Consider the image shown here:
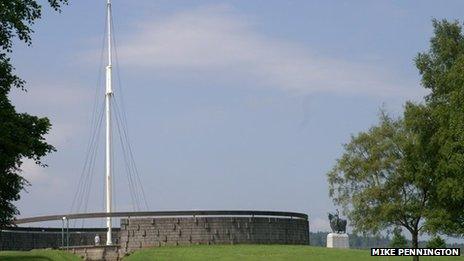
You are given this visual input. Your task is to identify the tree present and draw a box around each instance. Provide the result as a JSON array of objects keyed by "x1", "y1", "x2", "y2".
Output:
[
  {"x1": 390, "y1": 227, "x2": 409, "y2": 248},
  {"x1": 0, "y1": 0, "x2": 68, "y2": 228},
  {"x1": 414, "y1": 19, "x2": 464, "y2": 235},
  {"x1": 327, "y1": 111, "x2": 436, "y2": 261},
  {"x1": 426, "y1": 235, "x2": 446, "y2": 248},
  {"x1": 328, "y1": 19, "x2": 464, "y2": 260}
]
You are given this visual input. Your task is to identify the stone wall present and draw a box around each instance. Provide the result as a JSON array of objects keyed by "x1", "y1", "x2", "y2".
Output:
[
  {"x1": 1, "y1": 212, "x2": 309, "y2": 252},
  {"x1": 120, "y1": 217, "x2": 309, "y2": 253},
  {"x1": 0, "y1": 229, "x2": 119, "y2": 251}
]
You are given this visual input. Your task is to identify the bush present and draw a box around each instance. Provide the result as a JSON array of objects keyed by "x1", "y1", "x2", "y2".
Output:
[
  {"x1": 390, "y1": 228, "x2": 408, "y2": 248},
  {"x1": 427, "y1": 236, "x2": 446, "y2": 248}
]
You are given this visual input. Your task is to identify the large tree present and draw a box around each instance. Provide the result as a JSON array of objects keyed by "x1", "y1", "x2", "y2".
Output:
[
  {"x1": 0, "y1": 0, "x2": 68, "y2": 228},
  {"x1": 327, "y1": 111, "x2": 437, "y2": 261},
  {"x1": 414, "y1": 19, "x2": 464, "y2": 235},
  {"x1": 328, "y1": 19, "x2": 464, "y2": 261}
]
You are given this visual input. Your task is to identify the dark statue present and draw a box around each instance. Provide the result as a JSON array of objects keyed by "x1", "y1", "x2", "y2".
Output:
[{"x1": 328, "y1": 209, "x2": 347, "y2": 234}]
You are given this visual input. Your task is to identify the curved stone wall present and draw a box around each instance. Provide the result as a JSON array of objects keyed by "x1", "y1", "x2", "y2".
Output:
[
  {"x1": 0, "y1": 228, "x2": 119, "y2": 251},
  {"x1": 2, "y1": 211, "x2": 309, "y2": 252},
  {"x1": 120, "y1": 216, "x2": 309, "y2": 253}
]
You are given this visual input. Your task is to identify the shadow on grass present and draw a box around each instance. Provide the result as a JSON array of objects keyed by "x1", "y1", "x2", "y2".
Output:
[{"x1": 0, "y1": 255, "x2": 53, "y2": 261}]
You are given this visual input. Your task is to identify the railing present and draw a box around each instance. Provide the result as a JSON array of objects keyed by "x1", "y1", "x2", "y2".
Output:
[{"x1": 14, "y1": 210, "x2": 308, "y2": 225}]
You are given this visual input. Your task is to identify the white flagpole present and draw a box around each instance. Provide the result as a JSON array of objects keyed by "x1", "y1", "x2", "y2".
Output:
[{"x1": 105, "y1": 0, "x2": 113, "y2": 246}]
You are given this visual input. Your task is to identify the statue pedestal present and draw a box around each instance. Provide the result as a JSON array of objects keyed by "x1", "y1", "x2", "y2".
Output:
[{"x1": 326, "y1": 233, "x2": 349, "y2": 248}]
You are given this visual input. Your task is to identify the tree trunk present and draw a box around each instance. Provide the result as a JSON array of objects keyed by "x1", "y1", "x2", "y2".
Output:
[{"x1": 412, "y1": 231, "x2": 419, "y2": 261}]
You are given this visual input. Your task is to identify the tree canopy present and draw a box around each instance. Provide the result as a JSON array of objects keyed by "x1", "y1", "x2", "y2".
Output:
[
  {"x1": 328, "y1": 19, "x2": 464, "y2": 261},
  {"x1": 327, "y1": 111, "x2": 434, "y2": 256},
  {"x1": 414, "y1": 19, "x2": 464, "y2": 235},
  {"x1": 0, "y1": 0, "x2": 68, "y2": 228}
]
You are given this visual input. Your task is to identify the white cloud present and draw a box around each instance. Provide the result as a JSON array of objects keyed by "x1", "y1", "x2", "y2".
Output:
[
  {"x1": 9, "y1": 82, "x2": 92, "y2": 206},
  {"x1": 117, "y1": 5, "x2": 420, "y2": 97},
  {"x1": 10, "y1": 82, "x2": 93, "y2": 148},
  {"x1": 20, "y1": 159, "x2": 46, "y2": 182},
  {"x1": 10, "y1": 82, "x2": 92, "y2": 108},
  {"x1": 18, "y1": 159, "x2": 72, "y2": 217},
  {"x1": 20, "y1": 159, "x2": 66, "y2": 189}
]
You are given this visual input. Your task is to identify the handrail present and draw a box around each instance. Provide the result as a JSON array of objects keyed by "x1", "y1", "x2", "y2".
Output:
[{"x1": 14, "y1": 210, "x2": 308, "y2": 225}]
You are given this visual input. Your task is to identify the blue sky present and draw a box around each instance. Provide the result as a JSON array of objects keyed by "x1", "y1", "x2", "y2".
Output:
[{"x1": 8, "y1": 0, "x2": 464, "y2": 232}]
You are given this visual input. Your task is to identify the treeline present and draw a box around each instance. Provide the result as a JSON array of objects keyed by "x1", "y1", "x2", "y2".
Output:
[{"x1": 309, "y1": 232, "x2": 464, "y2": 249}]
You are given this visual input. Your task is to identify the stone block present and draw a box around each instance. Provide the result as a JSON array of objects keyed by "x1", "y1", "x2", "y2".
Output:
[{"x1": 326, "y1": 233, "x2": 349, "y2": 249}]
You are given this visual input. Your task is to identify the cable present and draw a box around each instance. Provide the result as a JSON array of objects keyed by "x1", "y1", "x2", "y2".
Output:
[
  {"x1": 69, "y1": 1, "x2": 150, "y2": 226},
  {"x1": 111, "y1": 12, "x2": 150, "y2": 211},
  {"x1": 113, "y1": 99, "x2": 140, "y2": 210},
  {"x1": 69, "y1": 6, "x2": 108, "y2": 217}
]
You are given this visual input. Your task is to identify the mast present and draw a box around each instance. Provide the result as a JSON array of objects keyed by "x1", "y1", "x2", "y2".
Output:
[{"x1": 105, "y1": 0, "x2": 113, "y2": 246}]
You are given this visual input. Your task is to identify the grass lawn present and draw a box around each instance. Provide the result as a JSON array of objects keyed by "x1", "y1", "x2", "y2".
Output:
[
  {"x1": 0, "y1": 249, "x2": 81, "y2": 261},
  {"x1": 0, "y1": 246, "x2": 462, "y2": 260},
  {"x1": 124, "y1": 245, "x2": 464, "y2": 261}
]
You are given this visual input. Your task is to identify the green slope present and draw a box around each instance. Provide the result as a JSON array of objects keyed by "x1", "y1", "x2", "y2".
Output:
[
  {"x1": 0, "y1": 246, "x2": 461, "y2": 260},
  {"x1": 0, "y1": 249, "x2": 81, "y2": 261},
  {"x1": 124, "y1": 245, "x2": 463, "y2": 261}
]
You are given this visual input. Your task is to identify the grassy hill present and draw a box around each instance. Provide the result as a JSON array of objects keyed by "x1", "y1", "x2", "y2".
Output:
[
  {"x1": 0, "y1": 249, "x2": 81, "y2": 261},
  {"x1": 124, "y1": 245, "x2": 463, "y2": 261},
  {"x1": 0, "y1": 245, "x2": 462, "y2": 260}
]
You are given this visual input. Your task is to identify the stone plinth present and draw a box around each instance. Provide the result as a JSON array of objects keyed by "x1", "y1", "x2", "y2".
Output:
[{"x1": 326, "y1": 233, "x2": 349, "y2": 248}]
